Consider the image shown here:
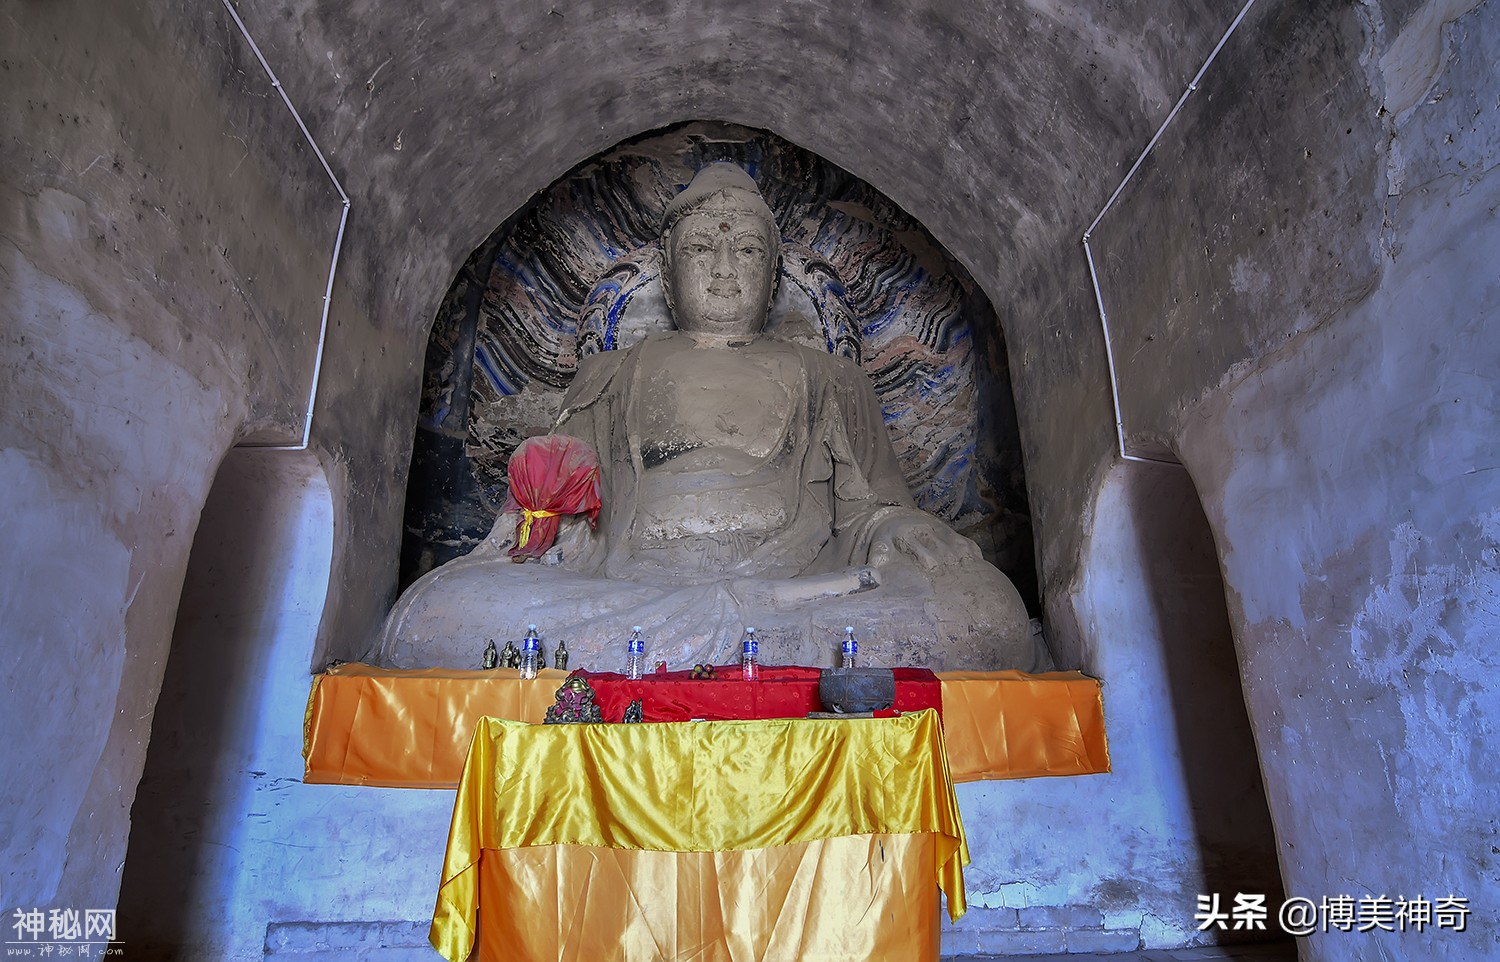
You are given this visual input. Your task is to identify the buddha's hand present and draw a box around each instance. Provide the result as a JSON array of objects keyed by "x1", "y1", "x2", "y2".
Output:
[{"x1": 866, "y1": 510, "x2": 982, "y2": 570}]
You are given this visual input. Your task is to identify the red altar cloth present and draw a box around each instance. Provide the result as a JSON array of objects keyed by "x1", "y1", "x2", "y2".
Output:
[{"x1": 571, "y1": 665, "x2": 943, "y2": 723}]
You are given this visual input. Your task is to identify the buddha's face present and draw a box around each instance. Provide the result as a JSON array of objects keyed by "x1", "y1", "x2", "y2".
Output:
[{"x1": 665, "y1": 203, "x2": 776, "y2": 338}]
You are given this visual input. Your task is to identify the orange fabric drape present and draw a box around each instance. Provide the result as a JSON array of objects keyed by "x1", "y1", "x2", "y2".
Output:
[
  {"x1": 301, "y1": 664, "x2": 567, "y2": 788},
  {"x1": 939, "y1": 670, "x2": 1111, "y2": 781},
  {"x1": 303, "y1": 665, "x2": 1109, "y2": 787}
]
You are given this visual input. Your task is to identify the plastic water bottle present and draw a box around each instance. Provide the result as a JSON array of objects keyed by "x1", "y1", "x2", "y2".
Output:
[
  {"x1": 520, "y1": 624, "x2": 542, "y2": 680},
  {"x1": 740, "y1": 627, "x2": 760, "y2": 681},
  {"x1": 625, "y1": 626, "x2": 645, "y2": 680},
  {"x1": 841, "y1": 626, "x2": 859, "y2": 669}
]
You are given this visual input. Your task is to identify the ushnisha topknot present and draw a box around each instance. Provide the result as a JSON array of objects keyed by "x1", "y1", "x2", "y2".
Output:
[{"x1": 660, "y1": 163, "x2": 780, "y2": 252}]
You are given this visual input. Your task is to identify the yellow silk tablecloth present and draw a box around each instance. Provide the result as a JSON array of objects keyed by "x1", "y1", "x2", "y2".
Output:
[
  {"x1": 431, "y1": 710, "x2": 968, "y2": 962},
  {"x1": 303, "y1": 665, "x2": 1109, "y2": 787},
  {"x1": 472, "y1": 833, "x2": 940, "y2": 962}
]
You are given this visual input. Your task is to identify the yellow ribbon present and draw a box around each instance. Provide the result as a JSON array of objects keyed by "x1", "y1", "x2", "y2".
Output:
[{"x1": 515, "y1": 508, "x2": 560, "y2": 549}]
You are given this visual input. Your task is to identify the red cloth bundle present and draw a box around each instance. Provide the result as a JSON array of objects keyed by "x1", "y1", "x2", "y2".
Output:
[{"x1": 500, "y1": 435, "x2": 602, "y2": 561}]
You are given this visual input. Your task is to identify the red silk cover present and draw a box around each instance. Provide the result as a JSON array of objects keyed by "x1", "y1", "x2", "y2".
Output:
[
  {"x1": 500, "y1": 435, "x2": 602, "y2": 561},
  {"x1": 572, "y1": 665, "x2": 942, "y2": 723}
]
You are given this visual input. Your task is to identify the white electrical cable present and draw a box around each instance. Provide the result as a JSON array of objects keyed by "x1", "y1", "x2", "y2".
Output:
[
  {"x1": 221, "y1": 0, "x2": 350, "y2": 451},
  {"x1": 1082, "y1": 0, "x2": 1260, "y2": 465}
]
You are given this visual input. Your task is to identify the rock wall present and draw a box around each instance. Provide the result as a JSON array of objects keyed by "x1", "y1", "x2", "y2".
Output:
[
  {"x1": 1092, "y1": 0, "x2": 1500, "y2": 958},
  {"x1": 0, "y1": 0, "x2": 344, "y2": 919}
]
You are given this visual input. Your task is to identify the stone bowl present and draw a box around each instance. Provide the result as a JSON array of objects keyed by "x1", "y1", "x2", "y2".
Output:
[{"x1": 818, "y1": 667, "x2": 896, "y2": 714}]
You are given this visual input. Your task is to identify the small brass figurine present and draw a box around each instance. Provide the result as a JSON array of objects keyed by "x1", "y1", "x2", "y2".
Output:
[
  {"x1": 623, "y1": 699, "x2": 644, "y2": 724},
  {"x1": 543, "y1": 676, "x2": 605, "y2": 724},
  {"x1": 501, "y1": 639, "x2": 522, "y2": 669},
  {"x1": 554, "y1": 639, "x2": 569, "y2": 672},
  {"x1": 536, "y1": 643, "x2": 548, "y2": 670},
  {"x1": 482, "y1": 639, "x2": 499, "y2": 670}
]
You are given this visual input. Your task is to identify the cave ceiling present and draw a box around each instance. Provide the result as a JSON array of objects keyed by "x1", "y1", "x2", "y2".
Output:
[{"x1": 225, "y1": 0, "x2": 1244, "y2": 334}]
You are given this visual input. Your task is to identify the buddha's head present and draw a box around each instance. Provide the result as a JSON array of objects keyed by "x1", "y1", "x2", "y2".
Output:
[{"x1": 660, "y1": 164, "x2": 781, "y2": 338}]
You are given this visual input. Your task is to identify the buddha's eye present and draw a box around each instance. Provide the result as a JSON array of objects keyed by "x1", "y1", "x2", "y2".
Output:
[
  {"x1": 737, "y1": 245, "x2": 763, "y2": 257},
  {"x1": 683, "y1": 243, "x2": 712, "y2": 257}
]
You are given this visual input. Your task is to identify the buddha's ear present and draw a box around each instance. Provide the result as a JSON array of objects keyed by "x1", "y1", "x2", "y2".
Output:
[
  {"x1": 762, "y1": 276, "x2": 781, "y2": 327},
  {"x1": 659, "y1": 244, "x2": 677, "y2": 316}
]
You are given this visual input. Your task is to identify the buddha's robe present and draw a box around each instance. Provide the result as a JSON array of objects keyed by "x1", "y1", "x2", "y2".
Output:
[{"x1": 376, "y1": 332, "x2": 1035, "y2": 671}]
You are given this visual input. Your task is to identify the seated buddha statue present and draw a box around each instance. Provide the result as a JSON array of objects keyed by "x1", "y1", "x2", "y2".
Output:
[{"x1": 376, "y1": 164, "x2": 1039, "y2": 672}]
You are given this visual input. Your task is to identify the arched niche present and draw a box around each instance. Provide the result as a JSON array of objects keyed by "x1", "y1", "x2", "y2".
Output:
[
  {"x1": 398, "y1": 121, "x2": 1039, "y2": 615},
  {"x1": 119, "y1": 448, "x2": 334, "y2": 956},
  {"x1": 1063, "y1": 457, "x2": 1285, "y2": 922}
]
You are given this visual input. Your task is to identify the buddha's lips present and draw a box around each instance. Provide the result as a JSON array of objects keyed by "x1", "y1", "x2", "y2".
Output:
[{"x1": 708, "y1": 281, "x2": 740, "y2": 296}]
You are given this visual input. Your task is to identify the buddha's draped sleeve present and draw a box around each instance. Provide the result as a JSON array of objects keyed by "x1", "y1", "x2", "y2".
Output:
[
  {"x1": 804, "y1": 350, "x2": 921, "y2": 571},
  {"x1": 550, "y1": 347, "x2": 639, "y2": 574}
]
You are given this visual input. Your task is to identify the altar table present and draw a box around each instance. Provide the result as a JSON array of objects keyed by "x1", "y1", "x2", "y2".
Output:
[
  {"x1": 302, "y1": 664, "x2": 1110, "y2": 787},
  {"x1": 430, "y1": 710, "x2": 967, "y2": 962}
]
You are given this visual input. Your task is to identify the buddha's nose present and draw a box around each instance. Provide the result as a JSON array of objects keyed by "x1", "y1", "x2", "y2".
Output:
[{"x1": 712, "y1": 243, "x2": 736, "y2": 278}]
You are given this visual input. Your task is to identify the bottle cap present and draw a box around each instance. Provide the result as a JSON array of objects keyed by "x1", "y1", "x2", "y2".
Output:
[
  {"x1": 845, "y1": 626, "x2": 854, "y2": 633},
  {"x1": 528, "y1": 623, "x2": 538, "y2": 631},
  {"x1": 633, "y1": 626, "x2": 643, "y2": 632}
]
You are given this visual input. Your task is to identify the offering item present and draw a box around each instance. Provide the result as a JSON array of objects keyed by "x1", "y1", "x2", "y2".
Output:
[
  {"x1": 622, "y1": 699, "x2": 644, "y2": 724},
  {"x1": 481, "y1": 639, "x2": 499, "y2": 670},
  {"x1": 543, "y1": 676, "x2": 605, "y2": 724},
  {"x1": 818, "y1": 667, "x2": 896, "y2": 714},
  {"x1": 502, "y1": 434, "x2": 603, "y2": 562}
]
